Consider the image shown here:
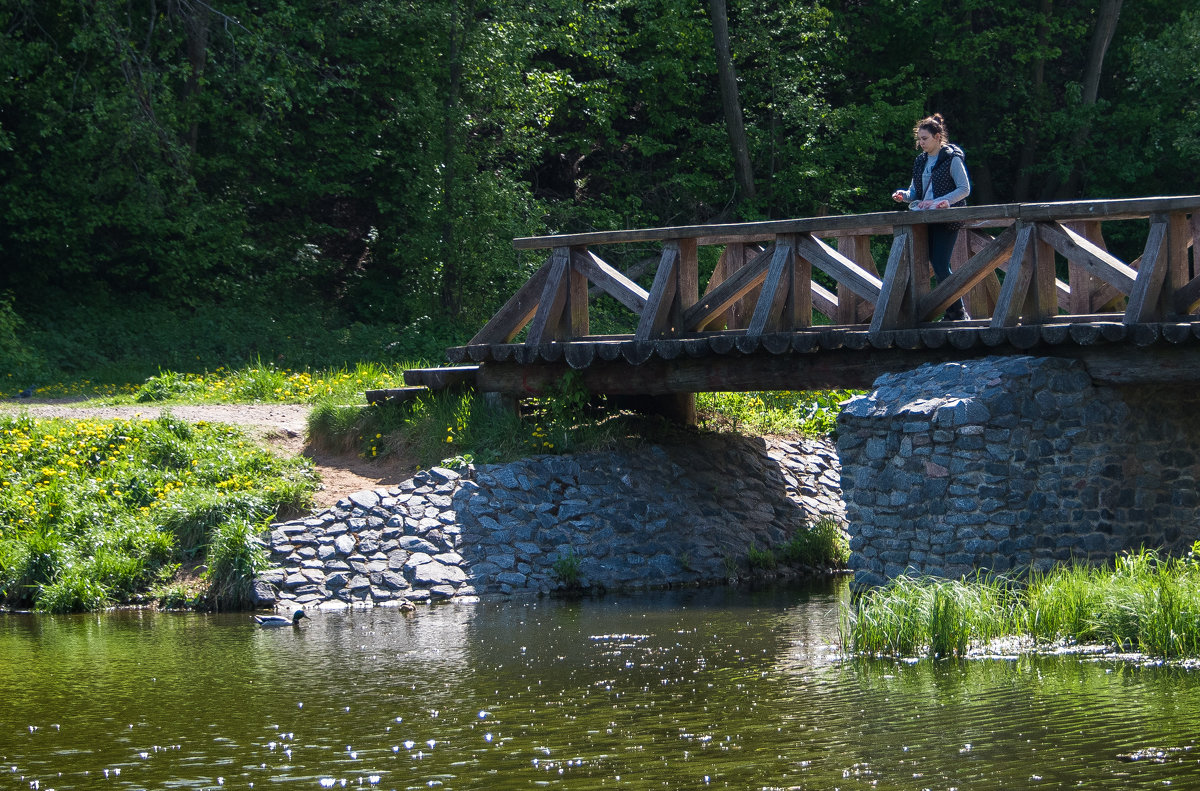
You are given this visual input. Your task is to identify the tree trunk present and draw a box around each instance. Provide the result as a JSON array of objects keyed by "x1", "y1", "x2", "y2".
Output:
[
  {"x1": 1053, "y1": 0, "x2": 1123, "y2": 198},
  {"x1": 440, "y1": 0, "x2": 466, "y2": 315},
  {"x1": 708, "y1": 0, "x2": 756, "y2": 205},
  {"x1": 177, "y1": 2, "x2": 210, "y2": 154},
  {"x1": 1013, "y1": 0, "x2": 1051, "y2": 201}
]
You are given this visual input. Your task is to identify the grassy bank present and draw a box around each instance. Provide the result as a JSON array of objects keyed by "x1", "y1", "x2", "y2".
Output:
[
  {"x1": 0, "y1": 412, "x2": 316, "y2": 612},
  {"x1": 842, "y1": 547, "x2": 1200, "y2": 660}
]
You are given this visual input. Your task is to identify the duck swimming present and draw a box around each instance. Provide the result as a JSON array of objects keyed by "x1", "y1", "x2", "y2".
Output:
[{"x1": 254, "y1": 607, "x2": 307, "y2": 627}]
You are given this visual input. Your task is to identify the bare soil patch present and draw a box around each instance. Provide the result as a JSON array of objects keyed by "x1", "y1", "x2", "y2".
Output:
[{"x1": 0, "y1": 400, "x2": 418, "y2": 509}]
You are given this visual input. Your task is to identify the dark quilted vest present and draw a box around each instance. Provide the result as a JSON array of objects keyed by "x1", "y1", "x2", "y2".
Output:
[{"x1": 912, "y1": 145, "x2": 967, "y2": 206}]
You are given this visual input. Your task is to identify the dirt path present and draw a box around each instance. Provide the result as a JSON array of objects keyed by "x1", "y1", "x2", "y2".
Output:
[{"x1": 0, "y1": 401, "x2": 418, "y2": 509}]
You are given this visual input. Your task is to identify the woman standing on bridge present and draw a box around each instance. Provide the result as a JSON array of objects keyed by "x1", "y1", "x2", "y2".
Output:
[{"x1": 891, "y1": 113, "x2": 971, "y2": 321}]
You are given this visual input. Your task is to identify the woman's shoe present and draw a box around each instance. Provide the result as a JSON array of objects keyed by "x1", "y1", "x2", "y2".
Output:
[{"x1": 940, "y1": 301, "x2": 968, "y2": 322}]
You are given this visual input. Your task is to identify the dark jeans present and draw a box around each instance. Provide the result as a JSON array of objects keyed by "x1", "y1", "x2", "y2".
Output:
[{"x1": 927, "y1": 223, "x2": 959, "y2": 283}]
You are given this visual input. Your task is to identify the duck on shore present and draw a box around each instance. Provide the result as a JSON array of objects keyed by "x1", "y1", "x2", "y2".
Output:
[{"x1": 254, "y1": 607, "x2": 307, "y2": 627}]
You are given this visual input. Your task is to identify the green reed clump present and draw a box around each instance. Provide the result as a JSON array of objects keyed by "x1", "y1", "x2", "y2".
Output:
[
  {"x1": 843, "y1": 574, "x2": 1021, "y2": 659},
  {"x1": 1023, "y1": 561, "x2": 1108, "y2": 643},
  {"x1": 0, "y1": 412, "x2": 316, "y2": 612},
  {"x1": 205, "y1": 518, "x2": 271, "y2": 610},
  {"x1": 844, "y1": 547, "x2": 1200, "y2": 660}
]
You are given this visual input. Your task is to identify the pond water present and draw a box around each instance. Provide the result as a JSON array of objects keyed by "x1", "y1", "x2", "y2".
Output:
[{"x1": 3, "y1": 581, "x2": 1200, "y2": 790}]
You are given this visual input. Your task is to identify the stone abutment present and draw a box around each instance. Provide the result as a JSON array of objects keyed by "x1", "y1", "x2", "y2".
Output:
[
  {"x1": 257, "y1": 434, "x2": 846, "y2": 609},
  {"x1": 837, "y1": 356, "x2": 1200, "y2": 587}
]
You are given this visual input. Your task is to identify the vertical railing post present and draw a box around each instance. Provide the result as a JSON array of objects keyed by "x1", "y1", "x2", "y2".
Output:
[
  {"x1": 790, "y1": 237, "x2": 813, "y2": 330},
  {"x1": 568, "y1": 245, "x2": 590, "y2": 337},
  {"x1": 678, "y1": 238, "x2": 699, "y2": 318},
  {"x1": 1026, "y1": 224, "x2": 1058, "y2": 322},
  {"x1": 1166, "y1": 211, "x2": 1191, "y2": 317},
  {"x1": 909, "y1": 223, "x2": 931, "y2": 311},
  {"x1": 1065, "y1": 221, "x2": 1102, "y2": 314},
  {"x1": 837, "y1": 235, "x2": 876, "y2": 324}
]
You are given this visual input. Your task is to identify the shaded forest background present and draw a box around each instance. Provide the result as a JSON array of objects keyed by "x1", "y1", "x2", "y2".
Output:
[{"x1": 1, "y1": 0, "x2": 1197, "y2": 383}]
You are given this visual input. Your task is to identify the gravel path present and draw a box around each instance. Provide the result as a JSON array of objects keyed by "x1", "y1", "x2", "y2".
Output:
[{"x1": 0, "y1": 401, "x2": 310, "y2": 433}]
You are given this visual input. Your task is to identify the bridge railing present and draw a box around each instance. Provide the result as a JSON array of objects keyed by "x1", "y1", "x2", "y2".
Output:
[{"x1": 466, "y1": 196, "x2": 1200, "y2": 349}]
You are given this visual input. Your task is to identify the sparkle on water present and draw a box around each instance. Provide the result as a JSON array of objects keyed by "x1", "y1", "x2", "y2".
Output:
[{"x1": 3, "y1": 581, "x2": 1200, "y2": 789}]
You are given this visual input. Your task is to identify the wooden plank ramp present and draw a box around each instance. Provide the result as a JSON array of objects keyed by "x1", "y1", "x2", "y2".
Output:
[
  {"x1": 365, "y1": 386, "x2": 428, "y2": 405},
  {"x1": 402, "y1": 366, "x2": 480, "y2": 390},
  {"x1": 365, "y1": 366, "x2": 481, "y2": 405}
]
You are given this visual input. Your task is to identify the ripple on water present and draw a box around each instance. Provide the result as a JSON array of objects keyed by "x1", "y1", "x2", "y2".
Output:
[{"x1": 6, "y1": 587, "x2": 1200, "y2": 789}]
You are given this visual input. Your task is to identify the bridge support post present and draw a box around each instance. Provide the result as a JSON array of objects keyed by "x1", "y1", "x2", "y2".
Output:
[{"x1": 837, "y1": 355, "x2": 1200, "y2": 588}]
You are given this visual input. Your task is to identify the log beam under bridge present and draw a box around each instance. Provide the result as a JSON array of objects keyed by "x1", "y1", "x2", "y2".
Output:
[{"x1": 466, "y1": 331, "x2": 1200, "y2": 396}]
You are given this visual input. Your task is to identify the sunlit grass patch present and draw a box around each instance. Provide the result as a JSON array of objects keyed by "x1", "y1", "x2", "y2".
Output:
[
  {"x1": 0, "y1": 413, "x2": 317, "y2": 612},
  {"x1": 842, "y1": 547, "x2": 1200, "y2": 660},
  {"x1": 697, "y1": 390, "x2": 860, "y2": 437},
  {"x1": 4, "y1": 360, "x2": 415, "y2": 405},
  {"x1": 130, "y1": 360, "x2": 411, "y2": 405}
]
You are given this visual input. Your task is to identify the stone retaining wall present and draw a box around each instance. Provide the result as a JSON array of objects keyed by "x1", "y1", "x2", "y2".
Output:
[
  {"x1": 256, "y1": 434, "x2": 846, "y2": 610},
  {"x1": 837, "y1": 356, "x2": 1200, "y2": 587}
]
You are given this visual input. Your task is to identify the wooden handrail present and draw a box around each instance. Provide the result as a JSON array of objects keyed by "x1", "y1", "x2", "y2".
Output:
[
  {"x1": 475, "y1": 196, "x2": 1200, "y2": 347},
  {"x1": 513, "y1": 196, "x2": 1200, "y2": 250}
]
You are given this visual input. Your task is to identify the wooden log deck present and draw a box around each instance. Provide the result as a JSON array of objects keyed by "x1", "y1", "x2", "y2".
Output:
[{"x1": 391, "y1": 196, "x2": 1200, "y2": 403}]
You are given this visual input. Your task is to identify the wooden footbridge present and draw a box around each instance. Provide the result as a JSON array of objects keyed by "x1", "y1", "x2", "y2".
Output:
[{"x1": 378, "y1": 196, "x2": 1200, "y2": 417}]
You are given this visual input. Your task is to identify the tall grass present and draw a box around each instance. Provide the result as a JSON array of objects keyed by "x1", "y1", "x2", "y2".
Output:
[
  {"x1": 843, "y1": 547, "x2": 1200, "y2": 660},
  {"x1": 0, "y1": 413, "x2": 316, "y2": 611}
]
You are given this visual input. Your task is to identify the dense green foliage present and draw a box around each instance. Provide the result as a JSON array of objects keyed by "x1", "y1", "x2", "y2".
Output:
[
  {"x1": 843, "y1": 547, "x2": 1200, "y2": 660},
  {"x1": 3, "y1": 0, "x2": 1196, "y2": 385},
  {"x1": 0, "y1": 412, "x2": 316, "y2": 611}
]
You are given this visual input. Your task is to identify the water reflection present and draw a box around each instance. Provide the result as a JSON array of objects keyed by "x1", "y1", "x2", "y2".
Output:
[{"x1": 3, "y1": 582, "x2": 1200, "y2": 789}]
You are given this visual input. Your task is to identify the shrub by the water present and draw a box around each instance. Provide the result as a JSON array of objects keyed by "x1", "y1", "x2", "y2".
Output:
[
  {"x1": 780, "y1": 517, "x2": 851, "y2": 567},
  {"x1": 551, "y1": 549, "x2": 584, "y2": 589},
  {"x1": 747, "y1": 543, "x2": 777, "y2": 570}
]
